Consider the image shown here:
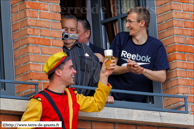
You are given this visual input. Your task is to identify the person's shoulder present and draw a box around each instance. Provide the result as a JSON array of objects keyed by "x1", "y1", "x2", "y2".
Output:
[
  {"x1": 116, "y1": 32, "x2": 129, "y2": 37},
  {"x1": 148, "y1": 35, "x2": 164, "y2": 46}
]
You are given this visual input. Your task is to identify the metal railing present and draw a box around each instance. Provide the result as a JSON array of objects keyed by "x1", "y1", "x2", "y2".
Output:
[
  {"x1": 0, "y1": 79, "x2": 39, "y2": 100},
  {"x1": 0, "y1": 79, "x2": 189, "y2": 114}
]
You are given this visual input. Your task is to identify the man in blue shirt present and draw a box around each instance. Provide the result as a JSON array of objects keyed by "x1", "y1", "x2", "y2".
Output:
[
  {"x1": 77, "y1": 17, "x2": 105, "y2": 63},
  {"x1": 109, "y1": 7, "x2": 170, "y2": 102}
]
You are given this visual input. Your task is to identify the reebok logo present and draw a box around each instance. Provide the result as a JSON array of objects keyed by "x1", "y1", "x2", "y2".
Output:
[{"x1": 121, "y1": 50, "x2": 151, "y2": 63}]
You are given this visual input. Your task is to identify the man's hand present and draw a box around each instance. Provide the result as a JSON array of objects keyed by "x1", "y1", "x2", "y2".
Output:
[
  {"x1": 106, "y1": 96, "x2": 114, "y2": 104},
  {"x1": 95, "y1": 53, "x2": 104, "y2": 63},
  {"x1": 101, "y1": 57, "x2": 116, "y2": 77},
  {"x1": 127, "y1": 59, "x2": 144, "y2": 75},
  {"x1": 99, "y1": 57, "x2": 116, "y2": 85}
]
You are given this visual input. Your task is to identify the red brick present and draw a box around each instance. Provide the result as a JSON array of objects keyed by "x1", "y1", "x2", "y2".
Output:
[
  {"x1": 77, "y1": 121, "x2": 91, "y2": 129},
  {"x1": 12, "y1": 22, "x2": 20, "y2": 32},
  {"x1": 25, "y1": 1, "x2": 48, "y2": 10},
  {"x1": 169, "y1": 61, "x2": 194, "y2": 70},
  {"x1": 184, "y1": 21, "x2": 194, "y2": 28},
  {"x1": 167, "y1": 44, "x2": 193, "y2": 53},
  {"x1": 26, "y1": 10, "x2": 38, "y2": 18},
  {"x1": 185, "y1": 37, "x2": 194, "y2": 45},
  {"x1": 156, "y1": 0, "x2": 163, "y2": 6},
  {"x1": 13, "y1": 40, "x2": 21, "y2": 50},
  {"x1": 192, "y1": 13, "x2": 194, "y2": 20},
  {"x1": 38, "y1": 0, "x2": 60, "y2": 4},
  {"x1": 188, "y1": 71, "x2": 194, "y2": 78},
  {"x1": 178, "y1": 79, "x2": 194, "y2": 86},
  {"x1": 158, "y1": 31, "x2": 166, "y2": 40},
  {"x1": 188, "y1": 96, "x2": 194, "y2": 103},
  {"x1": 50, "y1": 4, "x2": 61, "y2": 12},
  {"x1": 166, "y1": 70, "x2": 187, "y2": 80},
  {"x1": 172, "y1": 0, "x2": 189, "y2": 3},
  {"x1": 14, "y1": 58, "x2": 22, "y2": 67},
  {"x1": 115, "y1": 124, "x2": 136, "y2": 129},
  {"x1": 39, "y1": 11, "x2": 61, "y2": 20},
  {"x1": 183, "y1": 4, "x2": 194, "y2": 12},
  {"x1": 13, "y1": 28, "x2": 39, "y2": 40},
  {"x1": 52, "y1": 39, "x2": 63, "y2": 47},
  {"x1": 163, "y1": 98, "x2": 172, "y2": 107},
  {"x1": 22, "y1": 54, "x2": 50, "y2": 64},
  {"x1": 191, "y1": 105, "x2": 194, "y2": 112},
  {"x1": 11, "y1": 0, "x2": 23, "y2": 5},
  {"x1": 162, "y1": 81, "x2": 171, "y2": 90},
  {"x1": 157, "y1": 15, "x2": 165, "y2": 24},
  {"x1": 186, "y1": 54, "x2": 194, "y2": 61},
  {"x1": 92, "y1": 122, "x2": 114, "y2": 129},
  {"x1": 41, "y1": 47, "x2": 62, "y2": 54},
  {"x1": 15, "y1": 63, "x2": 41, "y2": 75},
  {"x1": 19, "y1": 19, "x2": 28, "y2": 28},
  {"x1": 163, "y1": 0, "x2": 171, "y2": 4},
  {"x1": 0, "y1": 115, "x2": 19, "y2": 121},
  {"x1": 21, "y1": 19, "x2": 50, "y2": 28},
  {"x1": 167, "y1": 28, "x2": 192, "y2": 37},
  {"x1": 171, "y1": 3, "x2": 182, "y2": 10},
  {"x1": 165, "y1": 12, "x2": 173, "y2": 20},
  {"x1": 190, "y1": 88, "x2": 194, "y2": 94},
  {"x1": 40, "y1": 29, "x2": 62, "y2": 38},
  {"x1": 23, "y1": 72, "x2": 48, "y2": 81},
  {"x1": 167, "y1": 53, "x2": 185, "y2": 62},
  {"x1": 158, "y1": 20, "x2": 183, "y2": 32},
  {"x1": 43, "y1": 82, "x2": 49, "y2": 89},
  {"x1": 163, "y1": 86, "x2": 189, "y2": 95},
  {"x1": 14, "y1": 46, "x2": 40, "y2": 58},
  {"x1": 15, "y1": 74, "x2": 23, "y2": 81},
  {"x1": 51, "y1": 22, "x2": 62, "y2": 29},
  {"x1": 11, "y1": 10, "x2": 27, "y2": 23},
  {"x1": 19, "y1": 2, "x2": 26, "y2": 11},
  {"x1": 156, "y1": 3, "x2": 172, "y2": 15},
  {"x1": 173, "y1": 12, "x2": 190, "y2": 19},
  {"x1": 21, "y1": 37, "x2": 51, "y2": 46},
  {"x1": 16, "y1": 84, "x2": 35, "y2": 94},
  {"x1": 11, "y1": 4, "x2": 18, "y2": 14},
  {"x1": 137, "y1": 125, "x2": 157, "y2": 129},
  {"x1": 161, "y1": 36, "x2": 184, "y2": 46}
]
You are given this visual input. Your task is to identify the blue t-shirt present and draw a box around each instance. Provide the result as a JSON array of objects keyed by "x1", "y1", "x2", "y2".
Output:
[{"x1": 109, "y1": 32, "x2": 170, "y2": 102}]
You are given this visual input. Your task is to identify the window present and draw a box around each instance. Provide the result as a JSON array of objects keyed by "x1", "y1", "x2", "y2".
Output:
[
  {"x1": 0, "y1": 0, "x2": 15, "y2": 95},
  {"x1": 59, "y1": 0, "x2": 163, "y2": 108},
  {"x1": 95, "y1": 0, "x2": 162, "y2": 108}
]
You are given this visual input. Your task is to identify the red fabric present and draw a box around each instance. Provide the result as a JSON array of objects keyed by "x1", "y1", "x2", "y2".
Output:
[{"x1": 34, "y1": 88, "x2": 80, "y2": 129}]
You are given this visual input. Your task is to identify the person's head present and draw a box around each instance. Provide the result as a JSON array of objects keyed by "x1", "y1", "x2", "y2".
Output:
[
  {"x1": 126, "y1": 7, "x2": 150, "y2": 36},
  {"x1": 61, "y1": 14, "x2": 78, "y2": 48},
  {"x1": 77, "y1": 17, "x2": 91, "y2": 44},
  {"x1": 44, "y1": 52, "x2": 77, "y2": 85}
]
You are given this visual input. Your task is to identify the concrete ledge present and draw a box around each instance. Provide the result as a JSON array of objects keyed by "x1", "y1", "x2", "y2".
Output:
[
  {"x1": 1, "y1": 98, "x2": 193, "y2": 128},
  {"x1": 78, "y1": 107, "x2": 194, "y2": 128}
]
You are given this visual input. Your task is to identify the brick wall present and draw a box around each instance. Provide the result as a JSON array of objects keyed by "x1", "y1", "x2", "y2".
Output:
[
  {"x1": 155, "y1": 0, "x2": 194, "y2": 114},
  {"x1": 11, "y1": 0, "x2": 63, "y2": 96},
  {"x1": 77, "y1": 120, "x2": 188, "y2": 129}
]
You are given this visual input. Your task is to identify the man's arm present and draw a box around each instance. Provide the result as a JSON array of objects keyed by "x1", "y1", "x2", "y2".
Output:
[
  {"x1": 76, "y1": 58, "x2": 115, "y2": 112},
  {"x1": 18, "y1": 98, "x2": 42, "y2": 129},
  {"x1": 127, "y1": 59, "x2": 167, "y2": 83}
]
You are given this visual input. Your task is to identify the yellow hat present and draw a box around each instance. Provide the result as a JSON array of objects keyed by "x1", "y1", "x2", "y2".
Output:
[{"x1": 44, "y1": 52, "x2": 71, "y2": 79}]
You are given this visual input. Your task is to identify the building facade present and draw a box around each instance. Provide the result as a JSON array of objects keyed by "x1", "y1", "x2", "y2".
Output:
[{"x1": 0, "y1": 0, "x2": 193, "y2": 129}]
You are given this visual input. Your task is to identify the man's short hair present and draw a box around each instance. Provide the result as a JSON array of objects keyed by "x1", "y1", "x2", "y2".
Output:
[
  {"x1": 61, "y1": 14, "x2": 78, "y2": 28},
  {"x1": 77, "y1": 17, "x2": 91, "y2": 38},
  {"x1": 127, "y1": 7, "x2": 150, "y2": 29}
]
